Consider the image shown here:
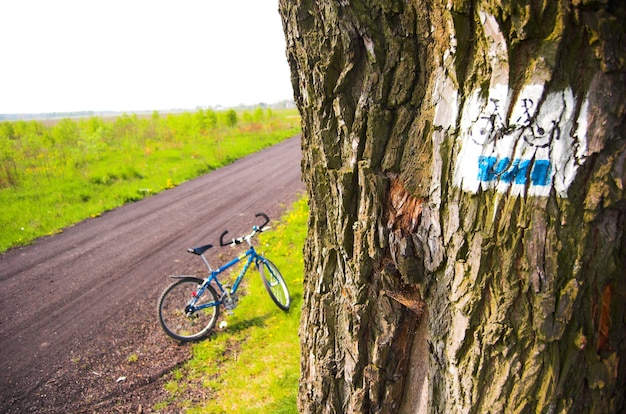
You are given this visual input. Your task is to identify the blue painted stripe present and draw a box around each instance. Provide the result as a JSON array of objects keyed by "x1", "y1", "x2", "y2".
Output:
[
  {"x1": 477, "y1": 156, "x2": 551, "y2": 186},
  {"x1": 531, "y1": 160, "x2": 551, "y2": 186}
]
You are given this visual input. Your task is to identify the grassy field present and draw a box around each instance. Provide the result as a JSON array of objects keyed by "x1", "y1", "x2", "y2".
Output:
[
  {"x1": 0, "y1": 108, "x2": 300, "y2": 252},
  {"x1": 155, "y1": 195, "x2": 308, "y2": 413}
]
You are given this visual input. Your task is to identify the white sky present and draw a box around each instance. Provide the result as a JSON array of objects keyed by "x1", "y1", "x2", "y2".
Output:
[{"x1": 0, "y1": 0, "x2": 294, "y2": 114}]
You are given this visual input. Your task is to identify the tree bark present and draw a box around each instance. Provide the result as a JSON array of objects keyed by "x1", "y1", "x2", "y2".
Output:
[{"x1": 279, "y1": 0, "x2": 626, "y2": 412}]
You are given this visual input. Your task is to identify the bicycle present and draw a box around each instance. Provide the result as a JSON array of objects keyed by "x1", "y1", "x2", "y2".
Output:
[{"x1": 157, "y1": 212, "x2": 291, "y2": 342}]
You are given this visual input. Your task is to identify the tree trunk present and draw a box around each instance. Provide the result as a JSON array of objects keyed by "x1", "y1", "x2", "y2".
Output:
[{"x1": 279, "y1": 0, "x2": 626, "y2": 412}]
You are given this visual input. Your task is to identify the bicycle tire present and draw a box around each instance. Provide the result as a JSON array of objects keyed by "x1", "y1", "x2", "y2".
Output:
[
  {"x1": 258, "y1": 258, "x2": 290, "y2": 311},
  {"x1": 157, "y1": 277, "x2": 220, "y2": 342}
]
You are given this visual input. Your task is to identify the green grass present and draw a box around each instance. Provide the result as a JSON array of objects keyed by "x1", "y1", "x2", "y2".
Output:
[
  {"x1": 155, "y1": 196, "x2": 308, "y2": 413},
  {"x1": 0, "y1": 108, "x2": 300, "y2": 252}
]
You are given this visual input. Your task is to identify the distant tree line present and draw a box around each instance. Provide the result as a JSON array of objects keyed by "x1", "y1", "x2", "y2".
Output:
[
  {"x1": 0, "y1": 111, "x2": 101, "y2": 121},
  {"x1": 0, "y1": 100, "x2": 296, "y2": 122}
]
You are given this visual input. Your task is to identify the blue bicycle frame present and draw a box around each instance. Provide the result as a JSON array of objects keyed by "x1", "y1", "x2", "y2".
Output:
[
  {"x1": 158, "y1": 212, "x2": 290, "y2": 342},
  {"x1": 190, "y1": 247, "x2": 261, "y2": 312}
]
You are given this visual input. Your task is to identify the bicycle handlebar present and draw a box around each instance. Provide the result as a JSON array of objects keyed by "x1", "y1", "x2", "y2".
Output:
[
  {"x1": 255, "y1": 212, "x2": 270, "y2": 229},
  {"x1": 219, "y1": 230, "x2": 231, "y2": 247},
  {"x1": 219, "y1": 212, "x2": 271, "y2": 247}
]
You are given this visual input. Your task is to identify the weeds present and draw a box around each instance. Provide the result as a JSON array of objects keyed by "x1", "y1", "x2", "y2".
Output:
[{"x1": 0, "y1": 108, "x2": 300, "y2": 252}]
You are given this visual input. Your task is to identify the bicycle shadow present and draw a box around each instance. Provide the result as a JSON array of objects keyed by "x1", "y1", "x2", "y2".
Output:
[
  {"x1": 215, "y1": 312, "x2": 273, "y2": 336},
  {"x1": 203, "y1": 290, "x2": 302, "y2": 341}
]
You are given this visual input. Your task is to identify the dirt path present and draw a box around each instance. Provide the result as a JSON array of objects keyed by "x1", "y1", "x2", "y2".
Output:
[{"x1": 0, "y1": 136, "x2": 304, "y2": 413}]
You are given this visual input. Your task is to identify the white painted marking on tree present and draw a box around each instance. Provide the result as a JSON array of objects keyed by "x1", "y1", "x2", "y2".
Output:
[{"x1": 431, "y1": 13, "x2": 589, "y2": 198}]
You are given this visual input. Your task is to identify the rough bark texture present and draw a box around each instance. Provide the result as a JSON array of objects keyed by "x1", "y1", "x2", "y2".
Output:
[{"x1": 279, "y1": 0, "x2": 626, "y2": 412}]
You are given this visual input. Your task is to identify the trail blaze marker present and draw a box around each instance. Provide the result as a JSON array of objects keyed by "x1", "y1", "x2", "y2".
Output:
[
  {"x1": 478, "y1": 157, "x2": 552, "y2": 187},
  {"x1": 430, "y1": 12, "x2": 589, "y2": 198}
]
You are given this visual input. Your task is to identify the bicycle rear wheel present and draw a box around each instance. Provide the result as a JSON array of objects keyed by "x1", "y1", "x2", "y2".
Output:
[
  {"x1": 157, "y1": 277, "x2": 220, "y2": 342},
  {"x1": 258, "y1": 258, "x2": 290, "y2": 311}
]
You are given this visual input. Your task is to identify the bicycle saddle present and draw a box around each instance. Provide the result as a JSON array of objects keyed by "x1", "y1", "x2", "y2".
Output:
[{"x1": 187, "y1": 244, "x2": 213, "y2": 255}]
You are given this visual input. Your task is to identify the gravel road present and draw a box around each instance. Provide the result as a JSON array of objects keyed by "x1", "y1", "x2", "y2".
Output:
[{"x1": 0, "y1": 135, "x2": 303, "y2": 413}]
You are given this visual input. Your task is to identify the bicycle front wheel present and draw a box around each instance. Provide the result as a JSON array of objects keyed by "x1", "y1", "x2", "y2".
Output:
[
  {"x1": 157, "y1": 277, "x2": 220, "y2": 342},
  {"x1": 258, "y1": 258, "x2": 290, "y2": 311}
]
